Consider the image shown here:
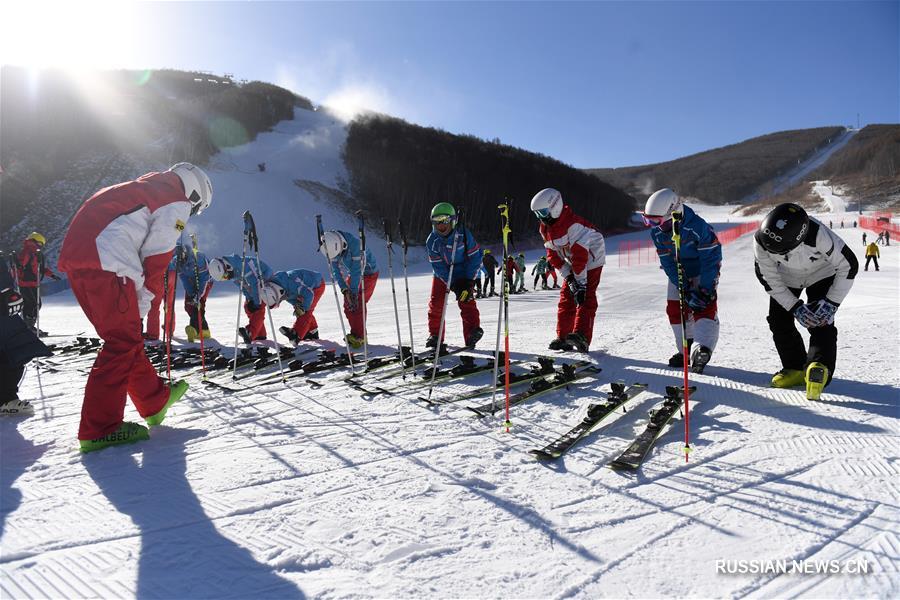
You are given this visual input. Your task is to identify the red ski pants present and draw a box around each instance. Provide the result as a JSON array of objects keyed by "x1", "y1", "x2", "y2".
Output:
[
  {"x1": 557, "y1": 266, "x2": 603, "y2": 344},
  {"x1": 145, "y1": 268, "x2": 177, "y2": 340},
  {"x1": 69, "y1": 270, "x2": 169, "y2": 440},
  {"x1": 428, "y1": 277, "x2": 481, "y2": 340},
  {"x1": 244, "y1": 299, "x2": 268, "y2": 340},
  {"x1": 344, "y1": 273, "x2": 378, "y2": 337},
  {"x1": 292, "y1": 282, "x2": 325, "y2": 339}
]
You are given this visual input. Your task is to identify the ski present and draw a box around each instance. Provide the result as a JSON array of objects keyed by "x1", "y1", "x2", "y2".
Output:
[
  {"x1": 608, "y1": 385, "x2": 696, "y2": 471},
  {"x1": 351, "y1": 353, "x2": 509, "y2": 397},
  {"x1": 423, "y1": 357, "x2": 588, "y2": 406},
  {"x1": 529, "y1": 382, "x2": 648, "y2": 460},
  {"x1": 467, "y1": 364, "x2": 602, "y2": 418},
  {"x1": 366, "y1": 344, "x2": 469, "y2": 382}
]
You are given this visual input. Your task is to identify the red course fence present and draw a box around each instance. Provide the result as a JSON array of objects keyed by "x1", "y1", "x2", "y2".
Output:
[
  {"x1": 617, "y1": 221, "x2": 760, "y2": 267},
  {"x1": 860, "y1": 214, "x2": 899, "y2": 236}
]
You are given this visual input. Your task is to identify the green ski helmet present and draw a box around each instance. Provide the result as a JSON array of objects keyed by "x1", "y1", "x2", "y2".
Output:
[{"x1": 430, "y1": 202, "x2": 457, "y2": 227}]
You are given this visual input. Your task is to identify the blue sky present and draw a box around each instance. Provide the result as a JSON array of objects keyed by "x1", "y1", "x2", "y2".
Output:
[{"x1": 2, "y1": 1, "x2": 897, "y2": 168}]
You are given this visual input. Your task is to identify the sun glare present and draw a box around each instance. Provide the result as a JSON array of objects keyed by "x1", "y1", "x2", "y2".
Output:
[{"x1": 1, "y1": 1, "x2": 138, "y2": 70}]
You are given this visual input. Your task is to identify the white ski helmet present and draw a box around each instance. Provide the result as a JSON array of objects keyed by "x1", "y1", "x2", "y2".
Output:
[
  {"x1": 260, "y1": 282, "x2": 285, "y2": 308},
  {"x1": 643, "y1": 188, "x2": 682, "y2": 221},
  {"x1": 530, "y1": 188, "x2": 564, "y2": 223},
  {"x1": 169, "y1": 162, "x2": 213, "y2": 215},
  {"x1": 208, "y1": 257, "x2": 233, "y2": 281},
  {"x1": 319, "y1": 231, "x2": 347, "y2": 260}
]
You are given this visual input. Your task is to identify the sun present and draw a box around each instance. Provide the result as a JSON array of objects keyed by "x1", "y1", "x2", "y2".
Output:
[{"x1": 0, "y1": 1, "x2": 138, "y2": 69}]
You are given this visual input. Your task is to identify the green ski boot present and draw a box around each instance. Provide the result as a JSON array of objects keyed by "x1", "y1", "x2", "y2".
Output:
[
  {"x1": 805, "y1": 362, "x2": 829, "y2": 400},
  {"x1": 145, "y1": 380, "x2": 189, "y2": 427},
  {"x1": 80, "y1": 422, "x2": 150, "y2": 453}
]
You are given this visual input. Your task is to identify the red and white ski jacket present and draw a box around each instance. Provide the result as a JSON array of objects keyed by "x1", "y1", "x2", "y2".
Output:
[
  {"x1": 58, "y1": 171, "x2": 191, "y2": 316},
  {"x1": 539, "y1": 205, "x2": 606, "y2": 283}
]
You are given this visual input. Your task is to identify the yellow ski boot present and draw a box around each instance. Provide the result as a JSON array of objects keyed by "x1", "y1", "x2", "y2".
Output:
[
  {"x1": 771, "y1": 368, "x2": 805, "y2": 388},
  {"x1": 805, "y1": 362, "x2": 829, "y2": 401},
  {"x1": 201, "y1": 329, "x2": 211, "y2": 339},
  {"x1": 345, "y1": 333, "x2": 365, "y2": 349},
  {"x1": 185, "y1": 325, "x2": 199, "y2": 342}
]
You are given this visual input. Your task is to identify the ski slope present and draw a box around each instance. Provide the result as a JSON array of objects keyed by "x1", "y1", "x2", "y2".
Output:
[{"x1": 3, "y1": 214, "x2": 898, "y2": 598}]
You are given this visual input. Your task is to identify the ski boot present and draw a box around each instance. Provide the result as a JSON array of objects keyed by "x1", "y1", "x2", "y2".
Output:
[
  {"x1": 771, "y1": 368, "x2": 805, "y2": 388},
  {"x1": 548, "y1": 337, "x2": 571, "y2": 351},
  {"x1": 79, "y1": 422, "x2": 150, "y2": 453},
  {"x1": 238, "y1": 326, "x2": 252, "y2": 345},
  {"x1": 668, "y1": 339, "x2": 692, "y2": 367},
  {"x1": 145, "y1": 380, "x2": 190, "y2": 427},
  {"x1": 425, "y1": 334, "x2": 439, "y2": 349},
  {"x1": 303, "y1": 328, "x2": 319, "y2": 341},
  {"x1": 185, "y1": 326, "x2": 199, "y2": 342},
  {"x1": 346, "y1": 333, "x2": 365, "y2": 349},
  {"x1": 690, "y1": 345, "x2": 712, "y2": 374},
  {"x1": 565, "y1": 332, "x2": 589, "y2": 353},
  {"x1": 465, "y1": 327, "x2": 484, "y2": 349},
  {"x1": 0, "y1": 399, "x2": 34, "y2": 417},
  {"x1": 279, "y1": 326, "x2": 301, "y2": 347},
  {"x1": 805, "y1": 362, "x2": 829, "y2": 400}
]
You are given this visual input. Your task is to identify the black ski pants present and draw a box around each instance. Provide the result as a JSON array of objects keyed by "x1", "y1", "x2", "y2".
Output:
[
  {"x1": 0, "y1": 364, "x2": 25, "y2": 402},
  {"x1": 20, "y1": 287, "x2": 39, "y2": 330},
  {"x1": 864, "y1": 256, "x2": 879, "y2": 271},
  {"x1": 767, "y1": 276, "x2": 837, "y2": 384},
  {"x1": 484, "y1": 271, "x2": 496, "y2": 295}
]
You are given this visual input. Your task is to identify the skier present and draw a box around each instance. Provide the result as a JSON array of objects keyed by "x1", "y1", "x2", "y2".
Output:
[
  {"x1": 1, "y1": 251, "x2": 51, "y2": 416},
  {"x1": 532, "y1": 255, "x2": 550, "y2": 289},
  {"x1": 481, "y1": 249, "x2": 498, "y2": 296},
  {"x1": 514, "y1": 252, "x2": 527, "y2": 293},
  {"x1": 530, "y1": 188, "x2": 606, "y2": 352},
  {"x1": 875, "y1": 231, "x2": 884, "y2": 245},
  {"x1": 643, "y1": 188, "x2": 722, "y2": 373},
  {"x1": 207, "y1": 253, "x2": 272, "y2": 343},
  {"x1": 864, "y1": 241, "x2": 880, "y2": 271},
  {"x1": 885, "y1": 230, "x2": 891, "y2": 246},
  {"x1": 319, "y1": 229, "x2": 378, "y2": 349},
  {"x1": 57, "y1": 163, "x2": 212, "y2": 452},
  {"x1": 15, "y1": 232, "x2": 61, "y2": 335},
  {"x1": 502, "y1": 255, "x2": 522, "y2": 294},
  {"x1": 425, "y1": 202, "x2": 484, "y2": 348},
  {"x1": 862, "y1": 232, "x2": 867, "y2": 246},
  {"x1": 261, "y1": 269, "x2": 325, "y2": 346},
  {"x1": 754, "y1": 203, "x2": 858, "y2": 400},
  {"x1": 176, "y1": 242, "x2": 213, "y2": 342}
]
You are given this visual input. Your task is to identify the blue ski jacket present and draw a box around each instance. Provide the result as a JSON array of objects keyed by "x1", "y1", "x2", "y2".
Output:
[
  {"x1": 426, "y1": 225, "x2": 482, "y2": 283},
  {"x1": 650, "y1": 205, "x2": 722, "y2": 291},
  {"x1": 220, "y1": 254, "x2": 272, "y2": 306},
  {"x1": 269, "y1": 269, "x2": 325, "y2": 311},
  {"x1": 328, "y1": 231, "x2": 377, "y2": 293},
  {"x1": 170, "y1": 247, "x2": 211, "y2": 298}
]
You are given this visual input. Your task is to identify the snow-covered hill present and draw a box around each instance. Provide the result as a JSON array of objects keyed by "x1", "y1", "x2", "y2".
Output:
[{"x1": 3, "y1": 215, "x2": 897, "y2": 598}]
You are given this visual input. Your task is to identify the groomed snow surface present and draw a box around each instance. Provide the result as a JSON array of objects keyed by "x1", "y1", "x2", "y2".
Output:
[{"x1": 3, "y1": 214, "x2": 897, "y2": 599}]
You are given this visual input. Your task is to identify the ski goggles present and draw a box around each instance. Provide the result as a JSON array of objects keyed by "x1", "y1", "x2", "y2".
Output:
[
  {"x1": 431, "y1": 214, "x2": 454, "y2": 226},
  {"x1": 533, "y1": 207, "x2": 553, "y2": 220},
  {"x1": 641, "y1": 214, "x2": 668, "y2": 227}
]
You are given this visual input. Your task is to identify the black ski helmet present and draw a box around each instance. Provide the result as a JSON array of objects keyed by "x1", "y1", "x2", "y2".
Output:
[{"x1": 756, "y1": 203, "x2": 810, "y2": 254}]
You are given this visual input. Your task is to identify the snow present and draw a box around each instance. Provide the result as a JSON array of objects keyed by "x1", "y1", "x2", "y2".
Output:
[
  {"x1": 3, "y1": 109, "x2": 897, "y2": 598},
  {"x1": 812, "y1": 180, "x2": 849, "y2": 214}
]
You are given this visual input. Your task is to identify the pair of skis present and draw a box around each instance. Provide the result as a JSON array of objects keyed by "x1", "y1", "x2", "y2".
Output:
[{"x1": 529, "y1": 384, "x2": 695, "y2": 470}]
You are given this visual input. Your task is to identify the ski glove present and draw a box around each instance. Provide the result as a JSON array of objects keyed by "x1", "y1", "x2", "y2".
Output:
[
  {"x1": 450, "y1": 279, "x2": 475, "y2": 302},
  {"x1": 792, "y1": 302, "x2": 821, "y2": 329},
  {"x1": 2, "y1": 289, "x2": 23, "y2": 317},
  {"x1": 343, "y1": 289, "x2": 359, "y2": 312},
  {"x1": 811, "y1": 298, "x2": 839, "y2": 325},
  {"x1": 566, "y1": 275, "x2": 586, "y2": 307},
  {"x1": 686, "y1": 287, "x2": 715, "y2": 311}
]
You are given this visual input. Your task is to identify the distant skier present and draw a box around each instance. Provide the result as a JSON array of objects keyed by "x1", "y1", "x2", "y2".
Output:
[
  {"x1": 15, "y1": 232, "x2": 61, "y2": 335},
  {"x1": 57, "y1": 163, "x2": 212, "y2": 452},
  {"x1": 862, "y1": 232, "x2": 867, "y2": 246},
  {"x1": 532, "y1": 255, "x2": 550, "y2": 289},
  {"x1": 261, "y1": 269, "x2": 325, "y2": 346},
  {"x1": 425, "y1": 202, "x2": 484, "y2": 349},
  {"x1": 502, "y1": 255, "x2": 522, "y2": 294},
  {"x1": 514, "y1": 253, "x2": 527, "y2": 292},
  {"x1": 885, "y1": 230, "x2": 891, "y2": 246},
  {"x1": 864, "y1": 241, "x2": 880, "y2": 271},
  {"x1": 643, "y1": 189, "x2": 722, "y2": 373},
  {"x1": 481, "y1": 249, "x2": 498, "y2": 296},
  {"x1": 754, "y1": 203, "x2": 858, "y2": 400},
  {"x1": 530, "y1": 188, "x2": 606, "y2": 352},
  {"x1": 319, "y1": 229, "x2": 378, "y2": 349},
  {"x1": 208, "y1": 253, "x2": 273, "y2": 343},
  {"x1": 1, "y1": 251, "x2": 51, "y2": 416},
  {"x1": 875, "y1": 231, "x2": 884, "y2": 245}
]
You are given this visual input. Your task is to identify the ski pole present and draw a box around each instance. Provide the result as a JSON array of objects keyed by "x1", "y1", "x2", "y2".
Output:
[
  {"x1": 245, "y1": 211, "x2": 286, "y2": 382},
  {"x1": 671, "y1": 210, "x2": 692, "y2": 462},
  {"x1": 317, "y1": 215, "x2": 356, "y2": 375},
  {"x1": 163, "y1": 266, "x2": 172, "y2": 383},
  {"x1": 491, "y1": 203, "x2": 513, "y2": 432},
  {"x1": 425, "y1": 210, "x2": 462, "y2": 402},
  {"x1": 356, "y1": 211, "x2": 369, "y2": 364},
  {"x1": 189, "y1": 234, "x2": 208, "y2": 379},
  {"x1": 232, "y1": 224, "x2": 250, "y2": 380},
  {"x1": 384, "y1": 219, "x2": 407, "y2": 379},
  {"x1": 398, "y1": 219, "x2": 416, "y2": 371}
]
